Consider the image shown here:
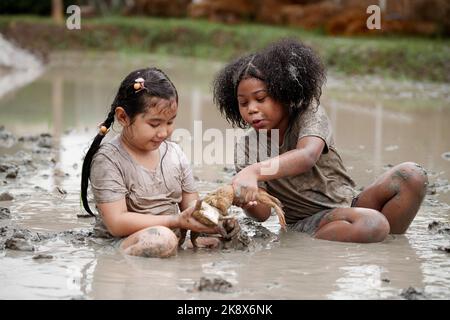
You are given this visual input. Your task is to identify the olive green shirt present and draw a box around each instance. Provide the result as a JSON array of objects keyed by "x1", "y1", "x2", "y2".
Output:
[{"x1": 235, "y1": 105, "x2": 357, "y2": 223}]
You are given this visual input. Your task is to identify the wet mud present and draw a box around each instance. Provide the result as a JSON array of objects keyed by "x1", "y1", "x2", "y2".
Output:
[
  {"x1": 0, "y1": 131, "x2": 273, "y2": 254},
  {"x1": 428, "y1": 221, "x2": 450, "y2": 235},
  {"x1": 32, "y1": 253, "x2": 54, "y2": 260},
  {"x1": 436, "y1": 246, "x2": 450, "y2": 253},
  {"x1": 191, "y1": 277, "x2": 234, "y2": 294},
  {"x1": 0, "y1": 52, "x2": 449, "y2": 299},
  {"x1": 400, "y1": 286, "x2": 429, "y2": 300}
]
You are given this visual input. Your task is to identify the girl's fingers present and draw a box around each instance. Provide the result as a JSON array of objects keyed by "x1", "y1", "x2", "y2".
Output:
[
  {"x1": 244, "y1": 188, "x2": 257, "y2": 203},
  {"x1": 244, "y1": 201, "x2": 256, "y2": 207},
  {"x1": 236, "y1": 185, "x2": 248, "y2": 205},
  {"x1": 181, "y1": 203, "x2": 196, "y2": 219},
  {"x1": 191, "y1": 220, "x2": 216, "y2": 234},
  {"x1": 234, "y1": 184, "x2": 242, "y2": 198},
  {"x1": 215, "y1": 225, "x2": 227, "y2": 237},
  {"x1": 244, "y1": 188, "x2": 251, "y2": 203}
]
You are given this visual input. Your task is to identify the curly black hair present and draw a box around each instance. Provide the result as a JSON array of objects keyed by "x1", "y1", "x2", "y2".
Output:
[{"x1": 213, "y1": 38, "x2": 326, "y2": 128}]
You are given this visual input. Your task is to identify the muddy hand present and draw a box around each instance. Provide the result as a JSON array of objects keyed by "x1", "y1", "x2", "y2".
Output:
[
  {"x1": 180, "y1": 200, "x2": 222, "y2": 234},
  {"x1": 232, "y1": 166, "x2": 259, "y2": 203},
  {"x1": 216, "y1": 223, "x2": 227, "y2": 238},
  {"x1": 233, "y1": 185, "x2": 258, "y2": 208},
  {"x1": 221, "y1": 218, "x2": 240, "y2": 240}
]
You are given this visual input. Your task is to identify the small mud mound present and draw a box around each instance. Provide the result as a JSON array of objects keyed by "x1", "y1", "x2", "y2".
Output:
[
  {"x1": 32, "y1": 253, "x2": 54, "y2": 260},
  {"x1": 240, "y1": 216, "x2": 279, "y2": 240},
  {"x1": 0, "y1": 126, "x2": 16, "y2": 148},
  {"x1": 0, "y1": 226, "x2": 39, "y2": 252},
  {"x1": 0, "y1": 207, "x2": 11, "y2": 219},
  {"x1": 218, "y1": 215, "x2": 280, "y2": 251},
  {"x1": 400, "y1": 287, "x2": 429, "y2": 300},
  {"x1": 0, "y1": 192, "x2": 14, "y2": 201},
  {"x1": 427, "y1": 178, "x2": 450, "y2": 195},
  {"x1": 221, "y1": 229, "x2": 251, "y2": 250},
  {"x1": 428, "y1": 221, "x2": 450, "y2": 235},
  {"x1": 436, "y1": 246, "x2": 450, "y2": 253},
  {"x1": 192, "y1": 276, "x2": 233, "y2": 294},
  {"x1": 0, "y1": 224, "x2": 115, "y2": 252}
]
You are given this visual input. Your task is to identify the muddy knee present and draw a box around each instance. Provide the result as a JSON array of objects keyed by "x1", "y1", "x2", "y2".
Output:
[
  {"x1": 392, "y1": 162, "x2": 428, "y2": 196},
  {"x1": 359, "y1": 209, "x2": 390, "y2": 242},
  {"x1": 120, "y1": 226, "x2": 178, "y2": 258}
]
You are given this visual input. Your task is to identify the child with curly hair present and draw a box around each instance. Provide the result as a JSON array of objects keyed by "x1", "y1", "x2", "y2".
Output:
[{"x1": 213, "y1": 39, "x2": 428, "y2": 243}]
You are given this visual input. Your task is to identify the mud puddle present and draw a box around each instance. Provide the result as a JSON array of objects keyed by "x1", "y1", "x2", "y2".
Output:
[{"x1": 0, "y1": 52, "x2": 449, "y2": 299}]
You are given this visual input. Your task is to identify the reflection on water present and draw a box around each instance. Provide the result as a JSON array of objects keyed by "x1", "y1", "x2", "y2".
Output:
[
  {"x1": 0, "y1": 52, "x2": 449, "y2": 299},
  {"x1": 0, "y1": 34, "x2": 44, "y2": 99}
]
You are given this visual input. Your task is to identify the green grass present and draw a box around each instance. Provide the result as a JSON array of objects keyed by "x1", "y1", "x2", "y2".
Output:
[{"x1": 1, "y1": 15, "x2": 449, "y2": 82}]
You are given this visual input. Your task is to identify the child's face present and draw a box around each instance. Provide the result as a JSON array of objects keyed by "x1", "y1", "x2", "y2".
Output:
[
  {"x1": 122, "y1": 98, "x2": 178, "y2": 152},
  {"x1": 237, "y1": 78, "x2": 288, "y2": 131}
]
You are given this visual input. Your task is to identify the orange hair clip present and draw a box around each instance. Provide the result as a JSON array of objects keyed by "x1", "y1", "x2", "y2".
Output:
[
  {"x1": 99, "y1": 125, "x2": 109, "y2": 135},
  {"x1": 134, "y1": 77, "x2": 147, "y2": 93}
]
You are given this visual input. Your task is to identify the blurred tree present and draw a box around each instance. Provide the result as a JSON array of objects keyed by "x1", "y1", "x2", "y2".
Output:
[
  {"x1": 88, "y1": 0, "x2": 127, "y2": 15},
  {"x1": 124, "y1": 0, "x2": 191, "y2": 17},
  {"x1": 52, "y1": 0, "x2": 64, "y2": 23}
]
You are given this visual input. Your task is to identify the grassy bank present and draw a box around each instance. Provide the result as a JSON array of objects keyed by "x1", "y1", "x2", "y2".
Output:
[{"x1": 1, "y1": 15, "x2": 449, "y2": 82}]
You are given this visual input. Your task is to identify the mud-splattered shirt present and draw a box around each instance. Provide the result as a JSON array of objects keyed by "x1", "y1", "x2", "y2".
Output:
[
  {"x1": 235, "y1": 104, "x2": 357, "y2": 223},
  {"x1": 90, "y1": 135, "x2": 196, "y2": 219}
]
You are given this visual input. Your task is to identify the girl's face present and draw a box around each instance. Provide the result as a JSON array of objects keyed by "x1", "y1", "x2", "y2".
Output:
[
  {"x1": 121, "y1": 98, "x2": 178, "y2": 153},
  {"x1": 237, "y1": 78, "x2": 288, "y2": 132}
]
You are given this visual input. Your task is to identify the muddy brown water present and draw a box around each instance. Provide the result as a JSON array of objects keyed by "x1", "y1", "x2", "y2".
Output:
[{"x1": 0, "y1": 52, "x2": 449, "y2": 299}]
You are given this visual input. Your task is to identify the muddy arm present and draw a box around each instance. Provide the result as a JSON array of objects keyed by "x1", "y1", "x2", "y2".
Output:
[
  {"x1": 178, "y1": 191, "x2": 199, "y2": 211},
  {"x1": 249, "y1": 136, "x2": 325, "y2": 183},
  {"x1": 98, "y1": 198, "x2": 218, "y2": 238},
  {"x1": 235, "y1": 188, "x2": 272, "y2": 222},
  {"x1": 97, "y1": 199, "x2": 180, "y2": 237}
]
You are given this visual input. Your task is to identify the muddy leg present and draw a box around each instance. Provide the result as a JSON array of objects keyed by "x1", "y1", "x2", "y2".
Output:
[
  {"x1": 189, "y1": 230, "x2": 223, "y2": 249},
  {"x1": 185, "y1": 233, "x2": 222, "y2": 249},
  {"x1": 353, "y1": 162, "x2": 428, "y2": 234},
  {"x1": 314, "y1": 207, "x2": 390, "y2": 243},
  {"x1": 120, "y1": 226, "x2": 178, "y2": 258}
]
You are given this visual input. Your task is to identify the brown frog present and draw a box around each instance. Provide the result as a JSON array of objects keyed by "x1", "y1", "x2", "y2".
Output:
[{"x1": 188, "y1": 185, "x2": 286, "y2": 247}]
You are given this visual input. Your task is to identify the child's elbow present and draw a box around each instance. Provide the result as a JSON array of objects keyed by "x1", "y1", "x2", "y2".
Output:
[
  {"x1": 103, "y1": 215, "x2": 127, "y2": 238},
  {"x1": 107, "y1": 226, "x2": 124, "y2": 238},
  {"x1": 302, "y1": 152, "x2": 319, "y2": 171},
  {"x1": 104, "y1": 222, "x2": 123, "y2": 238}
]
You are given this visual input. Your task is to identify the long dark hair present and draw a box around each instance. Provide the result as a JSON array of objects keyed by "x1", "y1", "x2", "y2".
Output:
[
  {"x1": 213, "y1": 38, "x2": 326, "y2": 128},
  {"x1": 81, "y1": 67, "x2": 178, "y2": 216}
]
